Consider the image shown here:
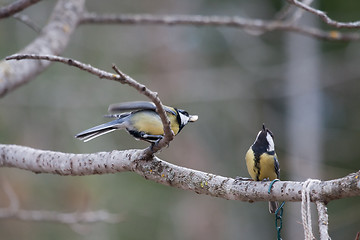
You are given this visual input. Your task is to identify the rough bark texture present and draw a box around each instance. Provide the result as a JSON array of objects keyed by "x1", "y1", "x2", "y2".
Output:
[
  {"x1": 1, "y1": 144, "x2": 359, "y2": 203},
  {"x1": 316, "y1": 201, "x2": 331, "y2": 240}
]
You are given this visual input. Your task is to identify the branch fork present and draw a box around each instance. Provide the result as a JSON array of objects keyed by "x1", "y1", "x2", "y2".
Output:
[{"x1": 6, "y1": 54, "x2": 174, "y2": 156}]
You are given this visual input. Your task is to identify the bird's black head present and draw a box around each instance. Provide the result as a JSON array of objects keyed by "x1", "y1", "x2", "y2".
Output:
[
  {"x1": 252, "y1": 124, "x2": 275, "y2": 154},
  {"x1": 176, "y1": 108, "x2": 198, "y2": 132}
]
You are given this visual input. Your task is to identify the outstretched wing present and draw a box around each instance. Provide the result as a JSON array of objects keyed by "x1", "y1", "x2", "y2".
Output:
[{"x1": 108, "y1": 101, "x2": 176, "y2": 115}]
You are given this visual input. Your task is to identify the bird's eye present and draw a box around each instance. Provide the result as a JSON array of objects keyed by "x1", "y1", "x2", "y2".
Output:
[{"x1": 179, "y1": 110, "x2": 189, "y2": 116}]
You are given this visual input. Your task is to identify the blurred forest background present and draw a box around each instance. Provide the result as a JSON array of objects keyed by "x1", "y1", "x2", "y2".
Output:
[{"x1": 1, "y1": 0, "x2": 360, "y2": 239}]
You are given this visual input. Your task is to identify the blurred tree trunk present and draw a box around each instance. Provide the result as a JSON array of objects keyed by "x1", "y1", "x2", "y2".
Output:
[{"x1": 285, "y1": 12, "x2": 323, "y2": 239}]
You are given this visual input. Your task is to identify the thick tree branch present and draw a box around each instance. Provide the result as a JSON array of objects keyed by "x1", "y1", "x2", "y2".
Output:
[
  {"x1": 80, "y1": 12, "x2": 360, "y2": 41},
  {"x1": 0, "y1": 0, "x2": 85, "y2": 98},
  {"x1": 0, "y1": 0, "x2": 41, "y2": 19},
  {"x1": 5, "y1": 54, "x2": 174, "y2": 155},
  {"x1": 1, "y1": 144, "x2": 360, "y2": 204}
]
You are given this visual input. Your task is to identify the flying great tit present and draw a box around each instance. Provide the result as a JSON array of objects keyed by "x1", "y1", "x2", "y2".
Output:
[
  {"x1": 245, "y1": 124, "x2": 280, "y2": 214},
  {"x1": 75, "y1": 101, "x2": 198, "y2": 143}
]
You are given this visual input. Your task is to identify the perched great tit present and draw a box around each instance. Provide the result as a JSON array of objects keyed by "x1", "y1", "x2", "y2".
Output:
[
  {"x1": 75, "y1": 101, "x2": 198, "y2": 143},
  {"x1": 245, "y1": 124, "x2": 280, "y2": 214}
]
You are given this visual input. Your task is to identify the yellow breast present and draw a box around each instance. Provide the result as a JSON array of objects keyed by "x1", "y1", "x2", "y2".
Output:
[
  {"x1": 130, "y1": 111, "x2": 179, "y2": 135},
  {"x1": 245, "y1": 148, "x2": 277, "y2": 181}
]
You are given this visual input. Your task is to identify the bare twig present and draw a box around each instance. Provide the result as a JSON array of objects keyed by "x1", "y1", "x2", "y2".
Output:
[
  {"x1": 5, "y1": 54, "x2": 174, "y2": 155},
  {"x1": 13, "y1": 13, "x2": 41, "y2": 33},
  {"x1": 288, "y1": 0, "x2": 314, "y2": 24},
  {"x1": 0, "y1": 0, "x2": 41, "y2": 19},
  {"x1": 0, "y1": 208, "x2": 122, "y2": 224},
  {"x1": 287, "y1": 0, "x2": 360, "y2": 28},
  {"x1": 316, "y1": 201, "x2": 330, "y2": 240},
  {"x1": 247, "y1": 0, "x2": 315, "y2": 36},
  {"x1": 5, "y1": 54, "x2": 124, "y2": 79},
  {"x1": 1, "y1": 1, "x2": 359, "y2": 102},
  {"x1": 80, "y1": 12, "x2": 360, "y2": 41},
  {"x1": 0, "y1": 181, "x2": 122, "y2": 224},
  {"x1": 0, "y1": 0, "x2": 85, "y2": 98},
  {"x1": 1, "y1": 144, "x2": 360, "y2": 203}
]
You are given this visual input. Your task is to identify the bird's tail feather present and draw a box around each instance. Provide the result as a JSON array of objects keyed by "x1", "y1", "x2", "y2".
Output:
[{"x1": 75, "y1": 118, "x2": 126, "y2": 142}]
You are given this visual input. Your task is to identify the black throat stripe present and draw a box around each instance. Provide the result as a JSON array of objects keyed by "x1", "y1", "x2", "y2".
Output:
[
  {"x1": 253, "y1": 152, "x2": 261, "y2": 181},
  {"x1": 252, "y1": 146, "x2": 275, "y2": 181}
]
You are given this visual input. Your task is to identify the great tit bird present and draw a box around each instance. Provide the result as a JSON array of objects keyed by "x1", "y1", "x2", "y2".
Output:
[
  {"x1": 75, "y1": 101, "x2": 198, "y2": 143},
  {"x1": 245, "y1": 124, "x2": 280, "y2": 214}
]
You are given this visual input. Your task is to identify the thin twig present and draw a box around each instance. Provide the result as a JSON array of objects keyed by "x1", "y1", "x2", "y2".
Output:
[
  {"x1": 80, "y1": 12, "x2": 360, "y2": 41},
  {"x1": 287, "y1": 0, "x2": 360, "y2": 28},
  {"x1": 0, "y1": 208, "x2": 123, "y2": 224},
  {"x1": 6, "y1": 54, "x2": 121, "y2": 79},
  {"x1": 288, "y1": 0, "x2": 314, "y2": 24},
  {"x1": 5, "y1": 54, "x2": 174, "y2": 155},
  {"x1": 0, "y1": 0, "x2": 41, "y2": 19},
  {"x1": 0, "y1": 181, "x2": 122, "y2": 224},
  {"x1": 13, "y1": 13, "x2": 41, "y2": 33}
]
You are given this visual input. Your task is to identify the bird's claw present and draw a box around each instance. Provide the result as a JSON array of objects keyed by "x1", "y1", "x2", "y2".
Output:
[
  {"x1": 261, "y1": 177, "x2": 270, "y2": 183},
  {"x1": 234, "y1": 176, "x2": 253, "y2": 183}
]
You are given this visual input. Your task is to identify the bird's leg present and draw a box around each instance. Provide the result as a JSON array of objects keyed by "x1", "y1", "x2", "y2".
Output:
[
  {"x1": 149, "y1": 136, "x2": 164, "y2": 151},
  {"x1": 261, "y1": 177, "x2": 270, "y2": 183}
]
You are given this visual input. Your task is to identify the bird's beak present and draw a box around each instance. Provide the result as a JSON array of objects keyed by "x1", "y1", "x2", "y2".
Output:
[{"x1": 188, "y1": 115, "x2": 199, "y2": 122}]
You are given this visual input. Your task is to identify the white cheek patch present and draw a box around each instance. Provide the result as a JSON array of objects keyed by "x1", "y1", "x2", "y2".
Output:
[
  {"x1": 179, "y1": 113, "x2": 189, "y2": 126},
  {"x1": 266, "y1": 133, "x2": 275, "y2": 152}
]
